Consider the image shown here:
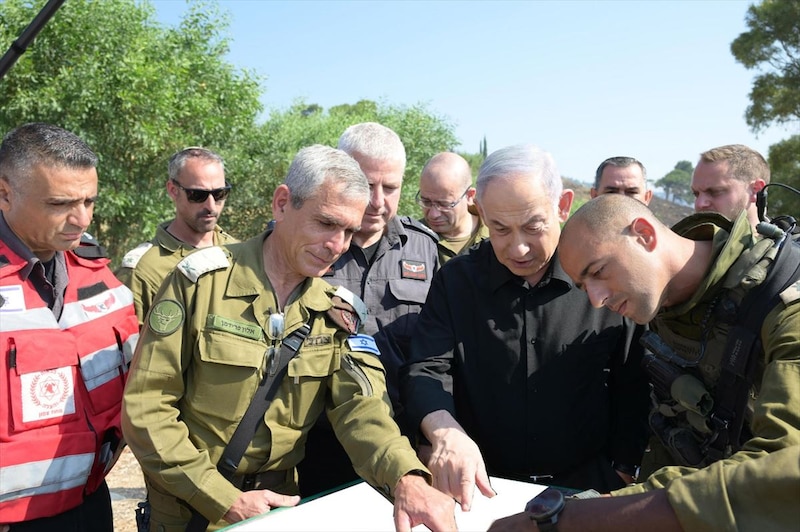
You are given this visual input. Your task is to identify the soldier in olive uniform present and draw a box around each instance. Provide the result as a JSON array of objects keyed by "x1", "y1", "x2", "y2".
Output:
[
  {"x1": 116, "y1": 147, "x2": 237, "y2": 327},
  {"x1": 540, "y1": 194, "x2": 800, "y2": 530},
  {"x1": 121, "y1": 145, "x2": 456, "y2": 532},
  {"x1": 488, "y1": 444, "x2": 800, "y2": 531}
]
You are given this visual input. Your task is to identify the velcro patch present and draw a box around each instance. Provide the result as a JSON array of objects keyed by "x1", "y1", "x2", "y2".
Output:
[
  {"x1": 401, "y1": 260, "x2": 427, "y2": 280},
  {"x1": 177, "y1": 246, "x2": 229, "y2": 282},
  {"x1": 346, "y1": 334, "x2": 381, "y2": 356},
  {"x1": 148, "y1": 299, "x2": 184, "y2": 336},
  {"x1": 206, "y1": 314, "x2": 262, "y2": 340},
  {"x1": 120, "y1": 243, "x2": 153, "y2": 269}
]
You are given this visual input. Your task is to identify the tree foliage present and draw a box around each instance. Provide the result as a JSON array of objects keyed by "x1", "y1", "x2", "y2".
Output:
[
  {"x1": 246, "y1": 99, "x2": 458, "y2": 237},
  {"x1": 730, "y1": 0, "x2": 800, "y2": 132},
  {"x1": 730, "y1": 0, "x2": 800, "y2": 219},
  {"x1": 0, "y1": 0, "x2": 263, "y2": 262},
  {"x1": 656, "y1": 161, "x2": 694, "y2": 205},
  {"x1": 766, "y1": 135, "x2": 800, "y2": 217},
  {"x1": 1, "y1": 0, "x2": 464, "y2": 263}
]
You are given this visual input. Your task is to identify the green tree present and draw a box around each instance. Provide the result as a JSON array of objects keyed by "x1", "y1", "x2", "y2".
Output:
[
  {"x1": 656, "y1": 164, "x2": 693, "y2": 204},
  {"x1": 0, "y1": 0, "x2": 263, "y2": 263},
  {"x1": 731, "y1": 0, "x2": 800, "y2": 217},
  {"x1": 245, "y1": 99, "x2": 458, "y2": 237}
]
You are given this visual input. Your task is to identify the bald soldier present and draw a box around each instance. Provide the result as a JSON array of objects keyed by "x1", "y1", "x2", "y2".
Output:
[
  {"x1": 417, "y1": 152, "x2": 489, "y2": 263},
  {"x1": 553, "y1": 194, "x2": 800, "y2": 529},
  {"x1": 591, "y1": 156, "x2": 652, "y2": 205}
]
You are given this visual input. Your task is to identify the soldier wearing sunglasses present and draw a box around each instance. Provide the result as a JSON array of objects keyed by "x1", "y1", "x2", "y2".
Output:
[{"x1": 116, "y1": 147, "x2": 238, "y2": 327}]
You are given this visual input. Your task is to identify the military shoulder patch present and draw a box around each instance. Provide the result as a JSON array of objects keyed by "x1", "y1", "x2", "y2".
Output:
[
  {"x1": 120, "y1": 242, "x2": 154, "y2": 270},
  {"x1": 148, "y1": 299, "x2": 184, "y2": 335},
  {"x1": 327, "y1": 286, "x2": 367, "y2": 334},
  {"x1": 176, "y1": 246, "x2": 229, "y2": 283},
  {"x1": 346, "y1": 334, "x2": 380, "y2": 356}
]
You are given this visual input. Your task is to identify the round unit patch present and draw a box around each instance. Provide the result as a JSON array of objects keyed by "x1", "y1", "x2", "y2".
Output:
[{"x1": 148, "y1": 299, "x2": 185, "y2": 335}]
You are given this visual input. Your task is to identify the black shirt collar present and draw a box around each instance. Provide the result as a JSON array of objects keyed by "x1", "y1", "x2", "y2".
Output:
[{"x1": 485, "y1": 241, "x2": 573, "y2": 293}]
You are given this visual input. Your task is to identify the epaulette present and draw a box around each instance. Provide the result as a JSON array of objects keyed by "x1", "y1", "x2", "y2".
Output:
[
  {"x1": 400, "y1": 215, "x2": 439, "y2": 242},
  {"x1": 72, "y1": 232, "x2": 108, "y2": 259},
  {"x1": 120, "y1": 242, "x2": 154, "y2": 270},
  {"x1": 176, "y1": 246, "x2": 229, "y2": 283},
  {"x1": 326, "y1": 285, "x2": 368, "y2": 334},
  {"x1": 780, "y1": 279, "x2": 800, "y2": 306}
]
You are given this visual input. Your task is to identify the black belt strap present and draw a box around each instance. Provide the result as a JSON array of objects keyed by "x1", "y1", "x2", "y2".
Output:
[
  {"x1": 186, "y1": 322, "x2": 312, "y2": 532},
  {"x1": 707, "y1": 239, "x2": 800, "y2": 461}
]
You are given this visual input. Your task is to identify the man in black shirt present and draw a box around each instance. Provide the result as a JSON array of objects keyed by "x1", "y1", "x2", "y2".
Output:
[{"x1": 400, "y1": 144, "x2": 651, "y2": 511}]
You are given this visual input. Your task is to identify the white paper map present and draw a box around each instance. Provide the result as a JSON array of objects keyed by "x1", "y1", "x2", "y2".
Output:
[{"x1": 224, "y1": 476, "x2": 545, "y2": 531}]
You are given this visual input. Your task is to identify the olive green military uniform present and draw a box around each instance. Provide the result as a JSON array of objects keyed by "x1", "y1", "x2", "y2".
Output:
[
  {"x1": 121, "y1": 231, "x2": 428, "y2": 531},
  {"x1": 665, "y1": 444, "x2": 800, "y2": 531},
  {"x1": 614, "y1": 213, "x2": 800, "y2": 503},
  {"x1": 116, "y1": 221, "x2": 237, "y2": 326},
  {"x1": 421, "y1": 212, "x2": 490, "y2": 265}
]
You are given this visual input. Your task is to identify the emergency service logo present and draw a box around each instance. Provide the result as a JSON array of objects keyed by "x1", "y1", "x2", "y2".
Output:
[
  {"x1": 21, "y1": 367, "x2": 76, "y2": 423},
  {"x1": 400, "y1": 260, "x2": 427, "y2": 280},
  {"x1": 81, "y1": 292, "x2": 116, "y2": 314}
]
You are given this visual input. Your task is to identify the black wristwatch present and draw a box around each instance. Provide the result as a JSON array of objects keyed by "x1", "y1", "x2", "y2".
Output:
[{"x1": 525, "y1": 487, "x2": 565, "y2": 531}]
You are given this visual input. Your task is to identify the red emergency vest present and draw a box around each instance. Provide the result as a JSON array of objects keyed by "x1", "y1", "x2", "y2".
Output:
[{"x1": 0, "y1": 242, "x2": 139, "y2": 523}]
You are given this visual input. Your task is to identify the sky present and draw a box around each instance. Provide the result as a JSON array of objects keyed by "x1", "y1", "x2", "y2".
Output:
[{"x1": 152, "y1": 0, "x2": 795, "y2": 187}]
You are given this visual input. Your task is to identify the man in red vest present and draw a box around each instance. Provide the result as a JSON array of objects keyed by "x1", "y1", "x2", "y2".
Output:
[{"x1": 0, "y1": 123, "x2": 138, "y2": 531}]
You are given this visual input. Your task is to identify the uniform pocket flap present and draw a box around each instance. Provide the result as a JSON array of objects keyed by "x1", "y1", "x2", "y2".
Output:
[{"x1": 198, "y1": 329, "x2": 265, "y2": 369}]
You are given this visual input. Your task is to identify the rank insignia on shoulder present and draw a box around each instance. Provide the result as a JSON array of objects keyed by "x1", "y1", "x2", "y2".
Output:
[
  {"x1": 177, "y1": 246, "x2": 229, "y2": 282},
  {"x1": 120, "y1": 242, "x2": 154, "y2": 269},
  {"x1": 346, "y1": 334, "x2": 381, "y2": 356},
  {"x1": 401, "y1": 260, "x2": 427, "y2": 280}
]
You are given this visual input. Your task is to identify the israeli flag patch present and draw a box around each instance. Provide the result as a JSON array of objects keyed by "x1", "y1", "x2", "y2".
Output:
[{"x1": 346, "y1": 334, "x2": 381, "y2": 356}]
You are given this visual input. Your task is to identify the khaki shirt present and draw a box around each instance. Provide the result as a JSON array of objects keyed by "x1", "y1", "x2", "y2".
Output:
[
  {"x1": 116, "y1": 221, "x2": 238, "y2": 326},
  {"x1": 667, "y1": 445, "x2": 800, "y2": 531},
  {"x1": 421, "y1": 216, "x2": 490, "y2": 265},
  {"x1": 614, "y1": 214, "x2": 800, "y2": 508},
  {"x1": 121, "y1": 232, "x2": 427, "y2": 529}
]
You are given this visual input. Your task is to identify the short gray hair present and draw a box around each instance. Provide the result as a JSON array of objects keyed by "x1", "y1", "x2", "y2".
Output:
[
  {"x1": 168, "y1": 146, "x2": 225, "y2": 181},
  {"x1": 337, "y1": 122, "x2": 406, "y2": 173},
  {"x1": 285, "y1": 145, "x2": 369, "y2": 209},
  {"x1": 0, "y1": 123, "x2": 98, "y2": 189},
  {"x1": 477, "y1": 144, "x2": 562, "y2": 209}
]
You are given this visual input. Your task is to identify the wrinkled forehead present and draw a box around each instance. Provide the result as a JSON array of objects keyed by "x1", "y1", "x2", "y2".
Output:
[{"x1": 600, "y1": 165, "x2": 644, "y2": 186}]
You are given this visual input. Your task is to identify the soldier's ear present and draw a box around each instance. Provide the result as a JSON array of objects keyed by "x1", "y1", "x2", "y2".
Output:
[
  {"x1": 0, "y1": 177, "x2": 10, "y2": 209},
  {"x1": 630, "y1": 217, "x2": 657, "y2": 252},
  {"x1": 272, "y1": 184, "x2": 291, "y2": 221}
]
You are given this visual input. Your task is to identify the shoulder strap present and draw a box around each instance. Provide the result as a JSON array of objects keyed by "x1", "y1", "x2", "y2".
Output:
[
  {"x1": 186, "y1": 321, "x2": 312, "y2": 532},
  {"x1": 707, "y1": 239, "x2": 800, "y2": 461}
]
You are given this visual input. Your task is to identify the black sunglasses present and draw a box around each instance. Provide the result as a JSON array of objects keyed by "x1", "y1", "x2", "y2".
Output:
[{"x1": 171, "y1": 179, "x2": 232, "y2": 203}]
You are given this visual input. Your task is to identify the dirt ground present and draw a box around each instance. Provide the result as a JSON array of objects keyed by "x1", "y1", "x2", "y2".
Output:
[{"x1": 107, "y1": 447, "x2": 146, "y2": 532}]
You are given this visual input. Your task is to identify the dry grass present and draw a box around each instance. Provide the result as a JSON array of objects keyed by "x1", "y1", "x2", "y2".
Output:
[{"x1": 108, "y1": 447, "x2": 146, "y2": 532}]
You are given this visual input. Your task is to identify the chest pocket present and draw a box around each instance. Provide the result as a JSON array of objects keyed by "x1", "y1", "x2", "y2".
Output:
[
  {"x1": 279, "y1": 345, "x2": 339, "y2": 430},
  {"x1": 191, "y1": 330, "x2": 264, "y2": 419},
  {"x1": 387, "y1": 278, "x2": 430, "y2": 306},
  {"x1": 6, "y1": 331, "x2": 82, "y2": 433}
]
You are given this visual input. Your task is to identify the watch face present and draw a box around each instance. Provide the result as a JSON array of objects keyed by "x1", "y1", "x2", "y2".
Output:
[{"x1": 525, "y1": 488, "x2": 565, "y2": 519}]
